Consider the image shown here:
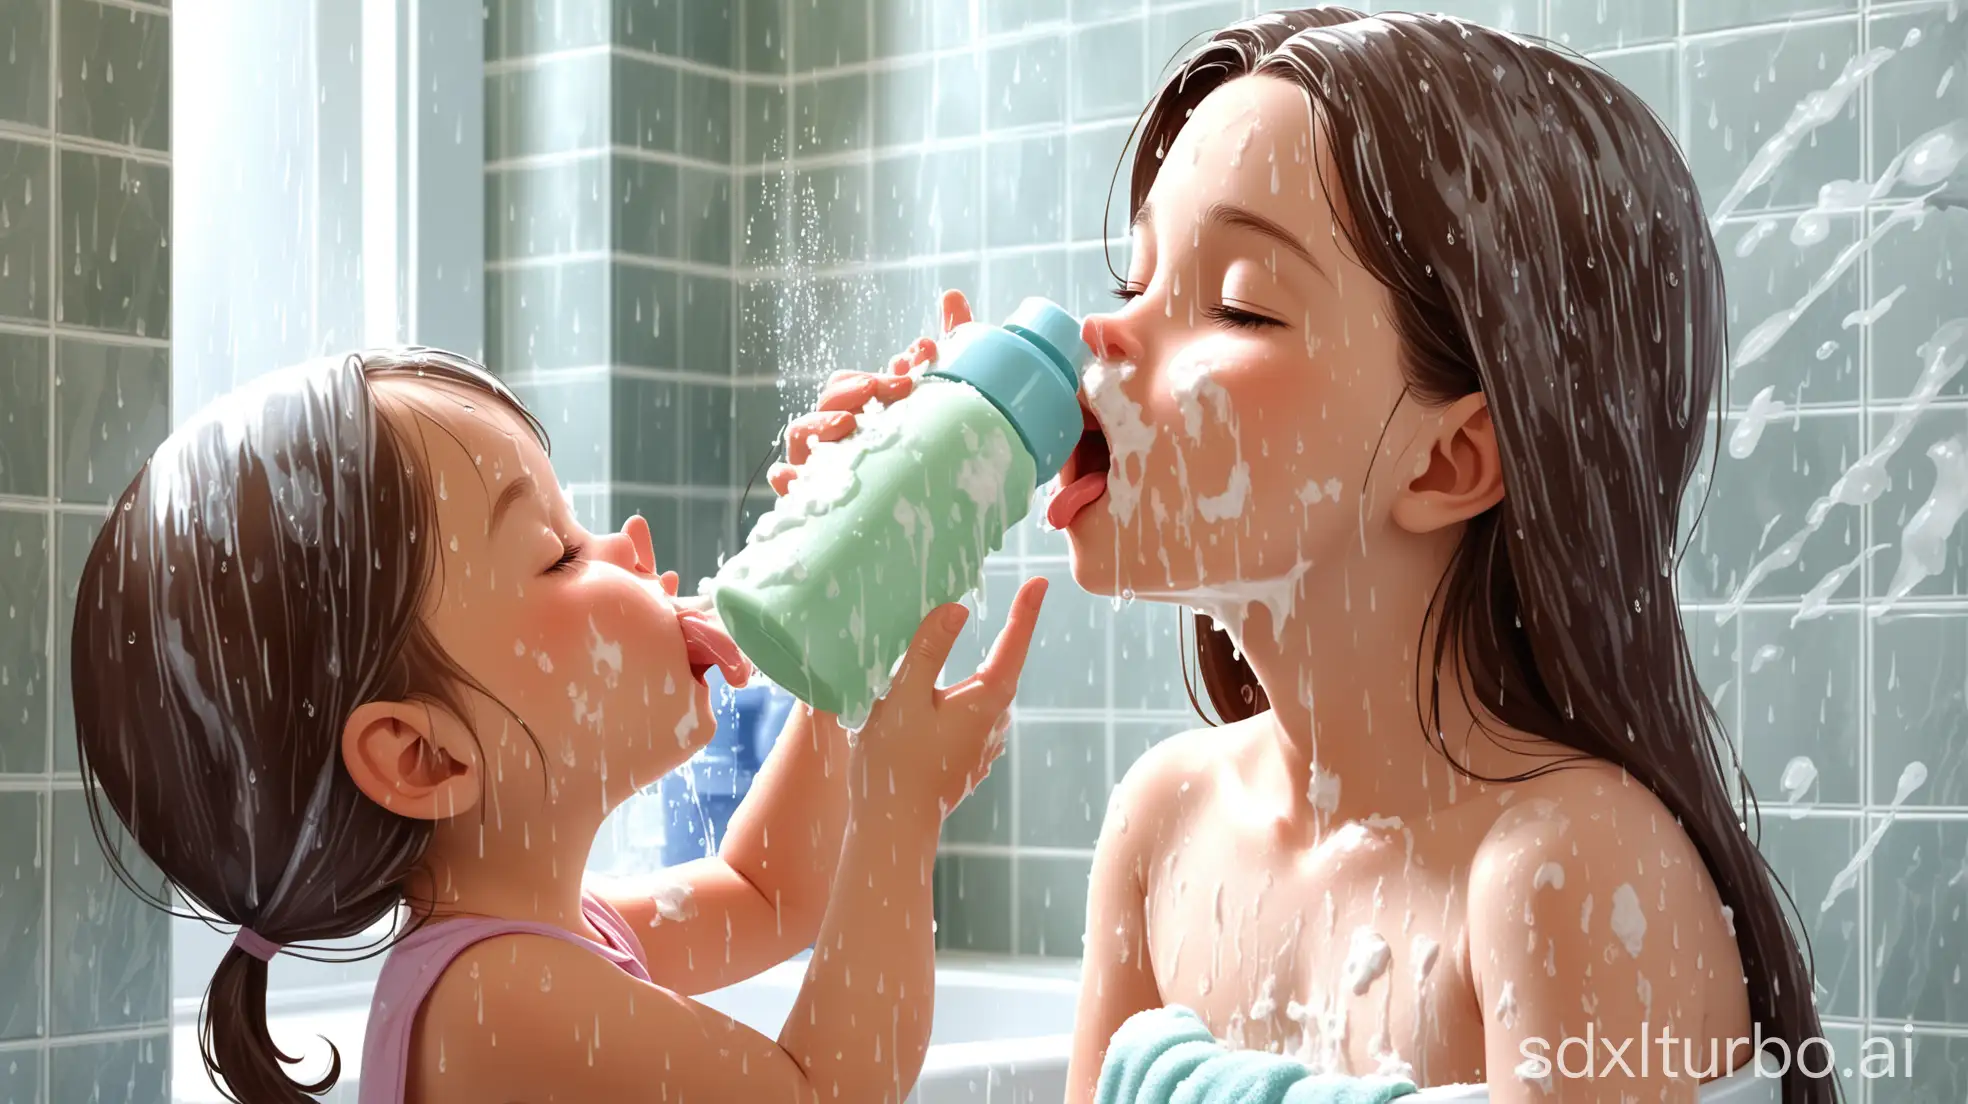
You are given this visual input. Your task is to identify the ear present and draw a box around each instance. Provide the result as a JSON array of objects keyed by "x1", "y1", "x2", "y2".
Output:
[
  {"x1": 341, "y1": 700, "x2": 481, "y2": 821},
  {"x1": 1390, "y1": 393, "x2": 1505, "y2": 535}
]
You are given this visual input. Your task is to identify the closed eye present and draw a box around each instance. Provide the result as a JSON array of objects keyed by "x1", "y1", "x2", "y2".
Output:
[
  {"x1": 1111, "y1": 283, "x2": 1145, "y2": 302},
  {"x1": 546, "y1": 542, "x2": 584, "y2": 575},
  {"x1": 1205, "y1": 299, "x2": 1286, "y2": 331}
]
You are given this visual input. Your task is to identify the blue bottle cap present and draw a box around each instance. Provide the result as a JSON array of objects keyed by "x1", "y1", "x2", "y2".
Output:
[
  {"x1": 927, "y1": 297, "x2": 1092, "y2": 481},
  {"x1": 1005, "y1": 298, "x2": 1091, "y2": 380}
]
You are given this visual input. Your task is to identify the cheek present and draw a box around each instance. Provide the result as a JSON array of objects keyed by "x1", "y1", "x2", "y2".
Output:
[{"x1": 467, "y1": 588, "x2": 640, "y2": 703}]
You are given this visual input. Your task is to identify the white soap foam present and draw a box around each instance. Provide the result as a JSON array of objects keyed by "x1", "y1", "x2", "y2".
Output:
[
  {"x1": 1610, "y1": 884, "x2": 1647, "y2": 957},
  {"x1": 1342, "y1": 927, "x2": 1392, "y2": 996}
]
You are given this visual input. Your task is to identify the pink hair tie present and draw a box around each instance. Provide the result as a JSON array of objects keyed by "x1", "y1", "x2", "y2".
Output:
[{"x1": 232, "y1": 926, "x2": 283, "y2": 963}]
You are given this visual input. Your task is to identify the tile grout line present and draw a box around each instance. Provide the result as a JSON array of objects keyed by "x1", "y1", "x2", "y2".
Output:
[
  {"x1": 1068, "y1": 8, "x2": 1121, "y2": 941},
  {"x1": 942, "y1": 842, "x2": 1095, "y2": 860},
  {"x1": 602, "y1": 15, "x2": 620, "y2": 523},
  {"x1": 489, "y1": 8, "x2": 1167, "y2": 85},
  {"x1": 0, "y1": 122, "x2": 171, "y2": 167},
  {"x1": 84, "y1": 0, "x2": 168, "y2": 17},
  {"x1": 965, "y1": 0, "x2": 1020, "y2": 961},
  {"x1": 728, "y1": 0, "x2": 748, "y2": 516},
  {"x1": 44, "y1": 0, "x2": 60, "y2": 1077},
  {"x1": 0, "y1": 1025, "x2": 171, "y2": 1057},
  {"x1": 1854, "y1": 0, "x2": 1876, "y2": 1048}
]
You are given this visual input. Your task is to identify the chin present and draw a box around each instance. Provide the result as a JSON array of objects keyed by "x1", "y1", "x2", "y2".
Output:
[
  {"x1": 686, "y1": 683, "x2": 717, "y2": 748},
  {"x1": 1062, "y1": 506, "x2": 1175, "y2": 599},
  {"x1": 1064, "y1": 537, "x2": 1120, "y2": 597},
  {"x1": 1061, "y1": 509, "x2": 1119, "y2": 597}
]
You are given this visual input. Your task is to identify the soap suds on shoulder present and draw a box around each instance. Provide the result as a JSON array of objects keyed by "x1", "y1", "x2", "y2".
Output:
[{"x1": 1610, "y1": 883, "x2": 1647, "y2": 957}]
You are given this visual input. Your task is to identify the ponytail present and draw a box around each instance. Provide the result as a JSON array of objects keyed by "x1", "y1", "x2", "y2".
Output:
[{"x1": 200, "y1": 942, "x2": 341, "y2": 1104}]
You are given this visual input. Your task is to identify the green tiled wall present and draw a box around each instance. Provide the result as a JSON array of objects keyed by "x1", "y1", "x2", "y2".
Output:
[
  {"x1": 0, "y1": 0, "x2": 174, "y2": 1099},
  {"x1": 486, "y1": 0, "x2": 764, "y2": 586}
]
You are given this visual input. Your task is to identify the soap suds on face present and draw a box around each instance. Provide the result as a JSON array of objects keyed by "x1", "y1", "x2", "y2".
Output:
[
  {"x1": 1196, "y1": 462, "x2": 1252, "y2": 522},
  {"x1": 1532, "y1": 862, "x2": 1566, "y2": 892},
  {"x1": 1085, "y1": 360, "x2": 1158, "y2": 524},
  {"x1": 1161, "y1": 356, "x2": 1249, "y2": 523},
  {"x1": 673, "y1": 702, "x2": 700, "y2": 747},
  {"x1": 1168, "y1": 359, "x2": 1233, "y2": 439},
  {"x1": 1610, "y1": 884, "x2": 1647, "y2": 957},
  {"x1": 1342, "y1": 927, "x2": 1391, "y2": 996},
  {"x1": 568, "y1": 683, "x2": 604, "y2": 731},
  {"x1": 1296, "y1": 476, "x2": 1344, "y2": 506},
  {"x1": 587, "y1": 618, "x2": 623, "y2": 685}
]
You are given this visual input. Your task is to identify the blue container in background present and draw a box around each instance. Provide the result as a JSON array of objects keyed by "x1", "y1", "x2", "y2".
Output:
[{"x1": 658, "y1": 668, "x2": 796, "y2": 866}]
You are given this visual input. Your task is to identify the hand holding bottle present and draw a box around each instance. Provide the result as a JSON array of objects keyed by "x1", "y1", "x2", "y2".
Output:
[
  {"x1": 847, "y1": 578, "x2": 1045, "y2": 826},
  {"x1": 714, "y1": 290, "x2": 1082, "y2": 724},
  {"x1": 770, "y1": 290, "x2": 975, "y2": 495}
]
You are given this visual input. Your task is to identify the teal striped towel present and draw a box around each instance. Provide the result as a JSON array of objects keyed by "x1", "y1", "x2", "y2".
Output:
[{"x1": 1096, "y1": 1006, "x2": 1418, "y2": 1104}]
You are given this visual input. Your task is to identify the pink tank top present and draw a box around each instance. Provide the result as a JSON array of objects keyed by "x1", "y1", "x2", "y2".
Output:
[{"x1": 358, "y1": 891, "x2": 652, "y2": 1104}]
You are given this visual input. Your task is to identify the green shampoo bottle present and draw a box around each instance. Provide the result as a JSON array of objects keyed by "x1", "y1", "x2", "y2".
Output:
[{"x1": 710, "y1": 297, "x2": 1092, "y2": 725}]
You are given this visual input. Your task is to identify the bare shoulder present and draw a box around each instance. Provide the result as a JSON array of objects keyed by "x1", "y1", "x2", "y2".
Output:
[
  {"x1": 1464, "y1": 759, "x2": 1741, "y2": 1015},
  {"x1": 1487, "y1": 761, "x2": 1708, "y2": 864},
  {"x1": 1470, "y1": 760, "x2": 1717, "y2": 903},
  {"x1": 1107, "y1": 718, "x2": 1265, "y2": 829}
]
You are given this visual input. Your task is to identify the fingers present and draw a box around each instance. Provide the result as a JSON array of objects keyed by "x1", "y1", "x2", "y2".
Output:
[
  {"x1": 890, "y1": 603, "x2": 970, "y2": 698},
  {"x1": 965, "y1": 577, "x2": 1048, "y2": 710},
  {"x1": 817, "y1": 372, "x2": 913, "y2": 414},
  {"x1": 940, "y1": 289, "x2": 974, "y2": 334},
  {"x1": 768, "y1": 462, "x2": 797, "y2": 496},
  {"x1": 659, "y1": 571, "x2": 679, "y2": 597},
  {"x1": 785, "y1": 410, "x2": 856, "y2": 465},
  {"x1": 902, "y1": 337, "x2": 937, "y2": 373}
]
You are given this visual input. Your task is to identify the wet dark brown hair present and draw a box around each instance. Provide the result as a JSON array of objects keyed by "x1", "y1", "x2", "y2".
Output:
[
  {"x1": 1135, "y1": 10, "x2": 1831, "y2": 1102},
  {"x1": 71, "y1": 349, "x2": 547, "y2": 1103}
]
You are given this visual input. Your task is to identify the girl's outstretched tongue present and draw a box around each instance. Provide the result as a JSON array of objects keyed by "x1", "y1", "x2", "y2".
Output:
[
  {"x1": 1046, "y1": 411, "x2": 1113, "y2": 529},
  {"x1": 677, "y1": 607, "x2": 751, "y2": 686}
]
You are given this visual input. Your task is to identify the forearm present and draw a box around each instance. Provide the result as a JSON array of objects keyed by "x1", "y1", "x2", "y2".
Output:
[
  {"x1": 720, "y1": 706, "x2": 850, "y2": 936},
  {"x1": 610, "y1": 709, "x2": 850, "y2": 991},
  {"x1": 779, "y1": 798, "x2": 941, "y2": 1104}
]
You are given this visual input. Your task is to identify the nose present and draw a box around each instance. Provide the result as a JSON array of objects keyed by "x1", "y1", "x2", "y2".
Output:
[{"x1": 1081, "y1": 311, "x2": 1144, "y2": 365}]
